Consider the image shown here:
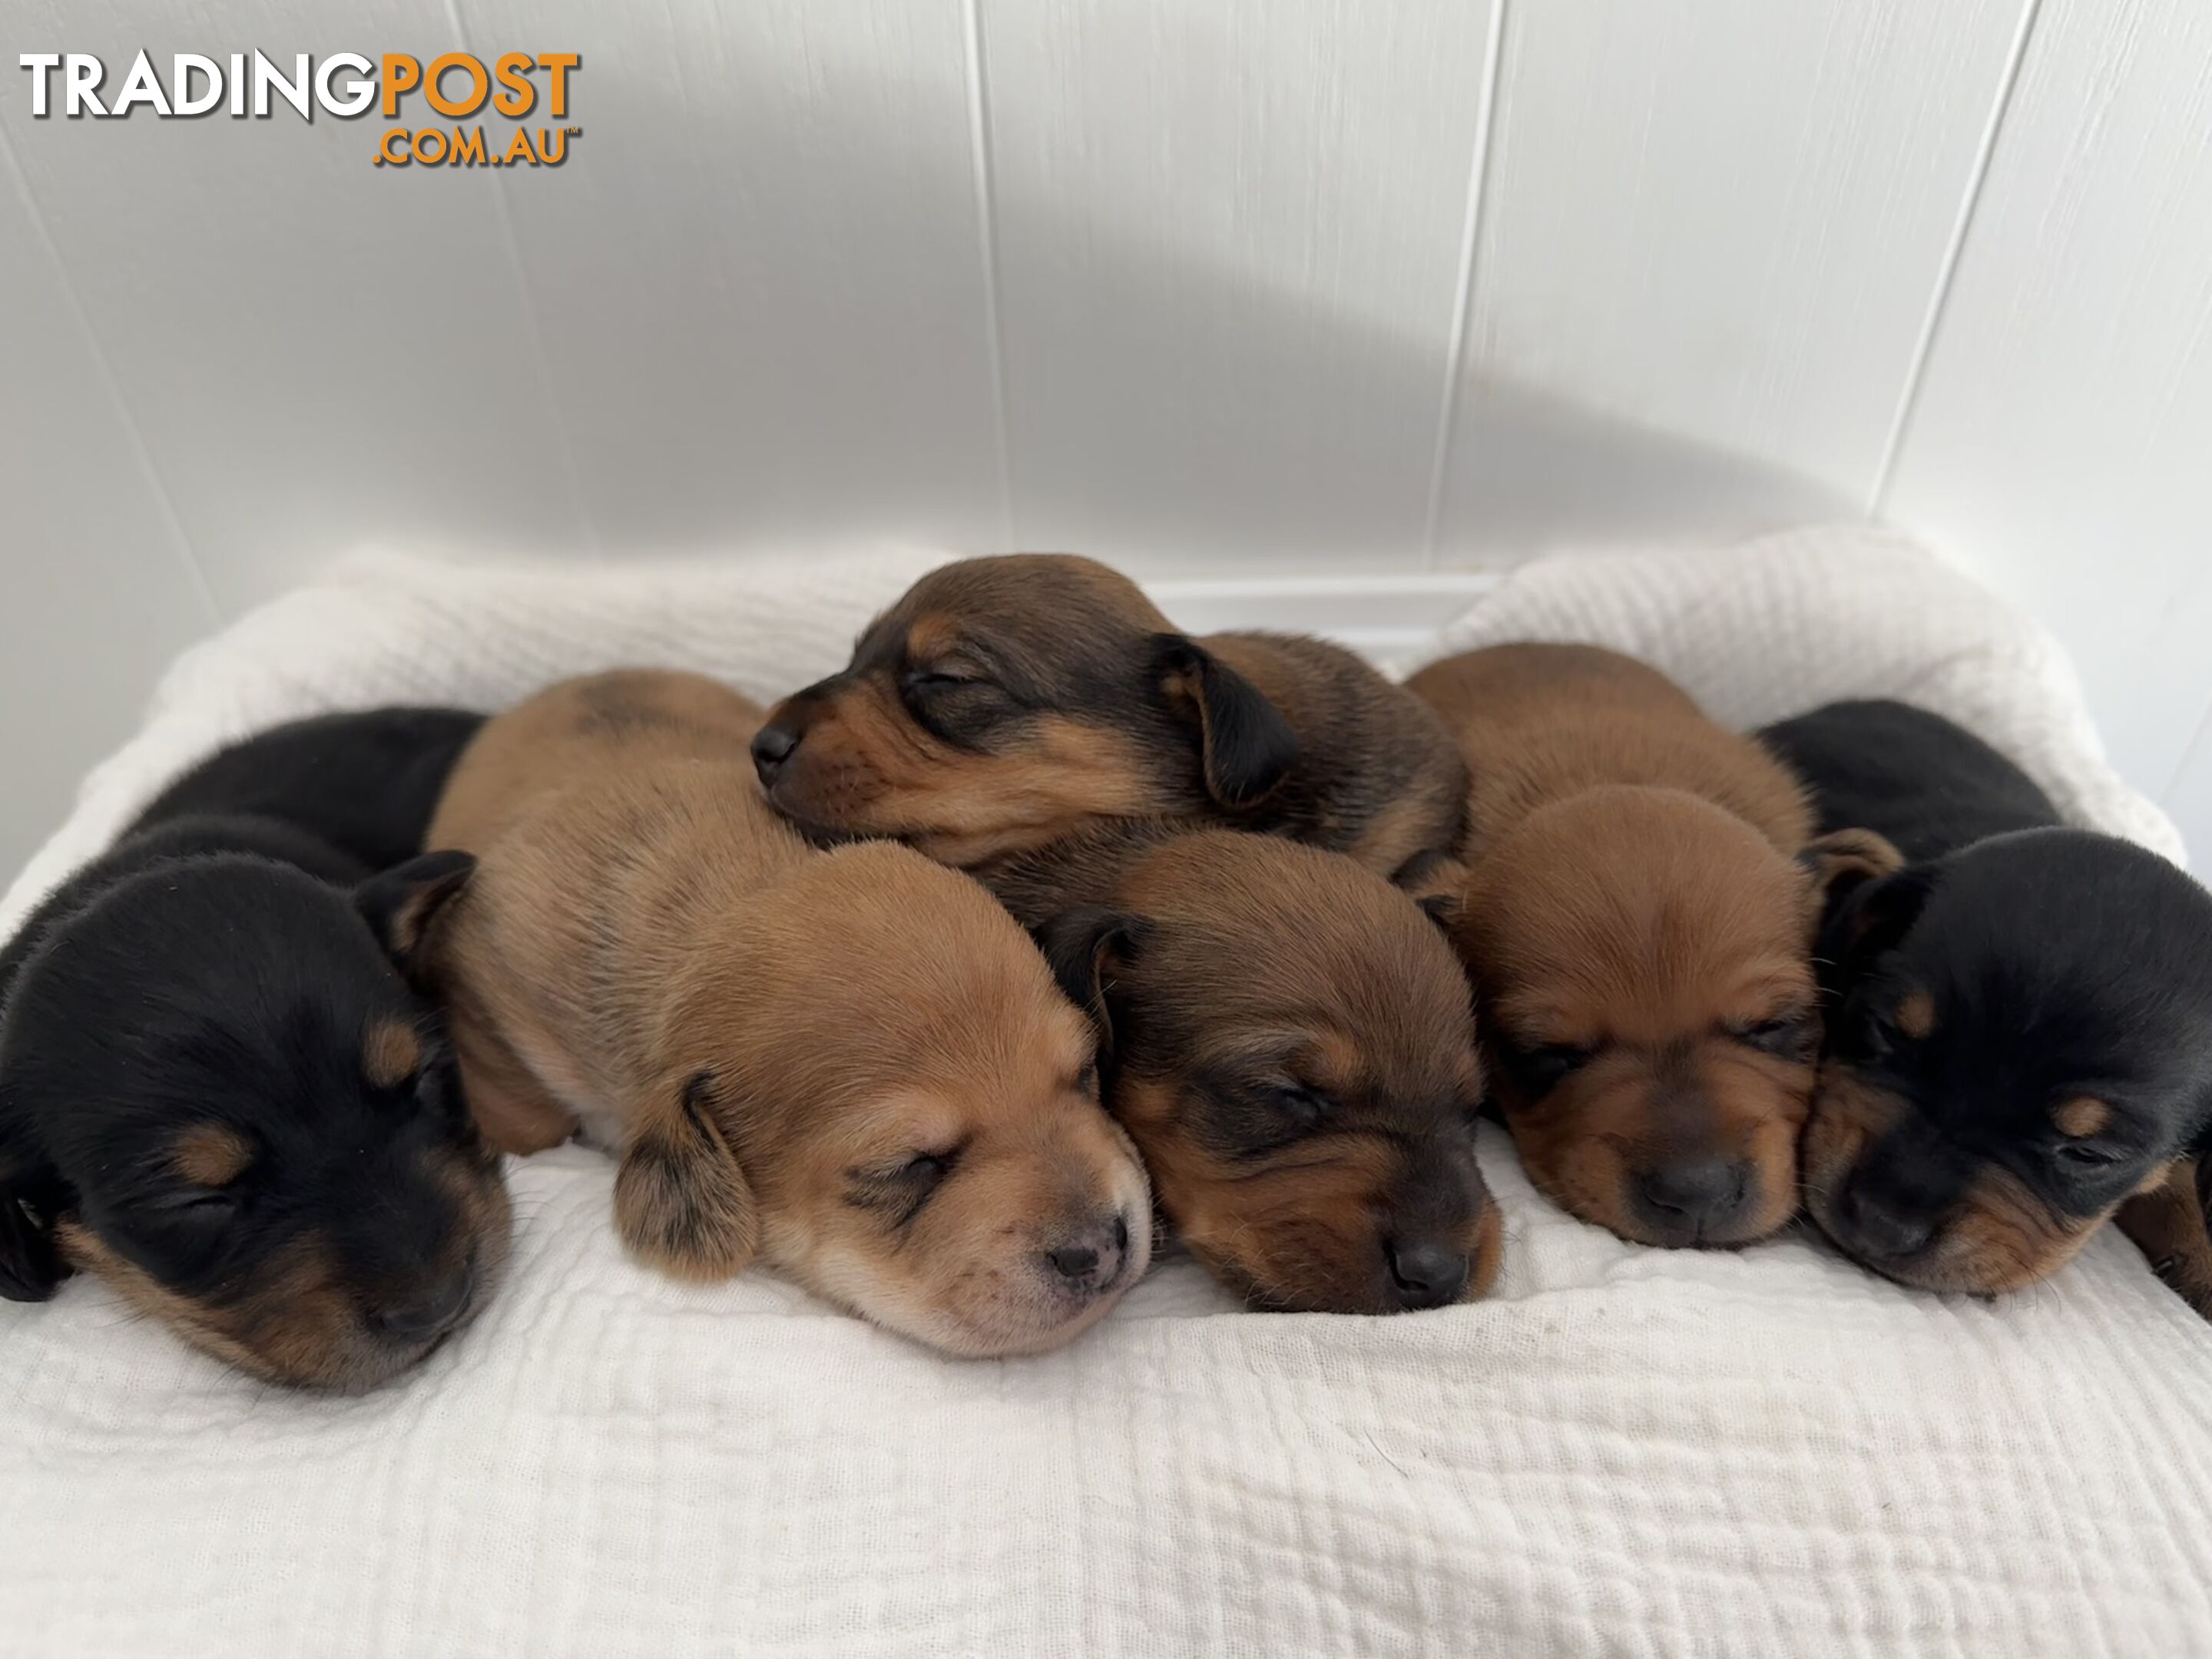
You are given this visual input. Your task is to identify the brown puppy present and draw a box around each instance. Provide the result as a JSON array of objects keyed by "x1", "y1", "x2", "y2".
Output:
[
  {"x1": 992, "y1": 823, "x2": 1500, "y2": 1313},
  {"x1": 1407, "y1": 644, "x2": 1896, "y2": 1249},
  {"x1": 748, "y1": 554, "x2": 1467, "y2": 882},
  {"x1": 422, "y1": 670, "x2": 1152, "y2": 1357}
]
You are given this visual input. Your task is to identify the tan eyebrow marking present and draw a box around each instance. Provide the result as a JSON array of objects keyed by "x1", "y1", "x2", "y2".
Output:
[
  {"x1": 2053, "y1": 1096, "x2": 2112, "y2": 1139},
  {"x1": 1896, "y1": 991, "x2": 1936, "y2": 1040},
  {"x1": 172, "y1": 1124, "x2": 253, "y2": 1187},
  {"x1": 363, "y1": 1018, "x2": 425, "y2": 1088}
]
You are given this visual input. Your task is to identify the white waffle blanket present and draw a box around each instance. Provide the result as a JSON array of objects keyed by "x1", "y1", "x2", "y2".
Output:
[{"x1": 3, "y1": 528, "x2": 2207, "y2": 1658}]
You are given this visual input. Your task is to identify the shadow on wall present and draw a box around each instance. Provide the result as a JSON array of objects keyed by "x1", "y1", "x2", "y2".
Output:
[
  {"x1": 0, "y1": 17, "x2": 1849, "y2": 613},
  {"x1": 498, "y1": 59, "x2": 1851, "y2": 577}
]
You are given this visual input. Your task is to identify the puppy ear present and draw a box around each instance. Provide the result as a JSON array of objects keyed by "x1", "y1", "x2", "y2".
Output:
[
  {"x1": 1798, "y1": 828, "x2": 1904, "y2": 935},
  {"x1": 1800, "y1": 826, "x2": 1904, "y2": 896},
  {"x1": 0, "y1": 1167, "x2": 67, "y2": 1303},
  {"x1": 614, "y1": 1072, "x2": 759, "y2": 1281},
  {"x1": 355, "y1": 850, "x2": 477, "y2": 975},
  {"x1": 1151, "y1": 636, "x2": 1298, "y2": 809},
  {"x1": 1033, "y1": 907, "x2": 1146, "y2": 1051},
  {"x1": 1815, "y1": 865, "x2": 1936, "y2": 993},
  {"x1": 1390, "y1": 849, "x2": 1467, "y2": 931}
]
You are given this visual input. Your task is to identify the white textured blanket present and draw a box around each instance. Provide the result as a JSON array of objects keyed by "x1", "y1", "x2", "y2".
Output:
[{"x1": 4, "y1": 528, "x2": 2208, "y2": 1658}]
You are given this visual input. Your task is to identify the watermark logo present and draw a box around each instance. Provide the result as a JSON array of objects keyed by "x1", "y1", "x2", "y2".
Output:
[{"x1": 16, "y1": 51, "x2": 581, "y2": 167}]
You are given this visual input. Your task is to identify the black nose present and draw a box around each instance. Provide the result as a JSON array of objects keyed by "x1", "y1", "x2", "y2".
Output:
[
  {"x1": 372, "y1": 1263, "x2": 474, "y2": 1344},
  {"x1": 1633, "y1": 1156, "x2": 1753, "y2": 1238},
  {"x1": 1837, "y1": 1180, "x2": 1936, "y2": 1260},
  {"x1": 1387, "y1": 1240, "x2": 1469, "y2": 1310},
  {"x1": 1049, "y1": 1244, "x2": 1098, "y2": 1279},
  {"x1": 750, "y1": 720, "x2": 801, "y2": 783},
  {"x1": 1045, "y1": 1212, "x2": 1131, "y2": 1291}
]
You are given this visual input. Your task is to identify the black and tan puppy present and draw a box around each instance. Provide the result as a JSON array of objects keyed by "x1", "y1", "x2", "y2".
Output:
[
  {"x1": 1762, "y1": 698, "x2": 2212, "y2": 1308},
  {"x1": 135, "y1": 706, "x2": 486, "y2": 872},
  {"x1": 0, "y1": 740, "x2": 511, "y2": 1389},
  {"x1": 1408, "y1": 644, "x2": 1896, "y2": 1250},
  {"x1": 748, "y1": 554, "x2": 1467, "y2": 882},
  {"x1": 422, "y1": 669, "x2": 1152, "y2": 1357},
  {"x1": 991, "y1": 823, "x2": 1499, "y2": 1313}
]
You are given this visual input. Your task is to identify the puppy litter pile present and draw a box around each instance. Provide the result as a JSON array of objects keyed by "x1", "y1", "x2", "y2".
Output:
[{"x1": 3, "y1": 525, "x2": 2207, "y2": 1658}]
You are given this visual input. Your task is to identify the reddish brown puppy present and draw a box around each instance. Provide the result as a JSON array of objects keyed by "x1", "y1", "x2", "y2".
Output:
[
  {"x1": 993, "y1": 823, "x2": 1500, "y2": 1313},
  {"x1": 422, "y1": 670, "x2": 1152, "y2": 1358},
  {"x1": 749, "y1": 554, "x2": 1467, "y2": 884},
  {"x1": 1408, "y1": 644, "x2": 1896, "y2": 1249}
]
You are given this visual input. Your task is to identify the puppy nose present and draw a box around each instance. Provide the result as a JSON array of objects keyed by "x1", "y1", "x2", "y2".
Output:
[
  {"x1": 1634, "y1": 1156, "x2": 1752, "y2": 1231},
  {"x1": 1837, "y1": 1180, "x2": 1936, "y2": 1259},
  {"x1": 1387, "y1": 1240, "x2": 1470, "y2": 1310},
  {"x1": 750, "y1": 720, "x2": 801, "y2": 783},
  {"x1": 1049, "y1": 1244, "x2": 1098, "y2": 1279},
  {"x1": 1045, "y1": 1213, "x2": 1131, "y2": 1290},
  {"x1": 372, "y1": 1263, "x2": 474, "y2": 1343}
]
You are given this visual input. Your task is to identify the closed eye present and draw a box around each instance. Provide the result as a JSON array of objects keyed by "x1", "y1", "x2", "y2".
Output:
[
  {"x1": 897, "y1": 665, "x2": 1010, "y2": 743},
  {"x1": 846, "y1": 1144, "x2": 966, "y2": 1227},
  {"x1": 1857, "y1": 1005, "x2": 1904, "y2": 1057},
  {"x1": 900, "y1": 1151, "x2": 955, "y2": 1185},
  {"x1": 151, "y1": 1188, "x2": 242, "y2": 1224},
  {"x1": 1267, "y1": 1086, "x2": 1331, "y2": 1134},
  {"x1": 902, "y1": 664, "x2": 985, "y2": 692},
  {"x1": 2053, "y1": 1141, "x2": 2125, "y2": 1169},
  {"x1": 1729, "y1": 1012, "x2": 1815, "y2": 1060},
  {"x1": 1500, "y1": 1040, "x2": 1598, "y2": 1099}
]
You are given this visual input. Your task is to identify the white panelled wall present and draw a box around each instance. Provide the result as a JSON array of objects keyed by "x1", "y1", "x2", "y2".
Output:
[{"x1": 2, "y1": 0, "x2": 2209, "y2": 876}]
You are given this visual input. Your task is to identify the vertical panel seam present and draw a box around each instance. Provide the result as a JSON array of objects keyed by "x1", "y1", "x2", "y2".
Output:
[
  {"x1": 1867, "y1": 0, "x2": 2045, "y2": 519},
  {"x1": 0, "y1": 121, "x2": 223, "y2": 622},
  {"x1": 2161, "y1": 685, "x2": 2212, "y2": 830},
  {"x1": 445, "y1": 0, "x2": 603, "y2": 554},
  {"x1": 2161, "y1": 684, "x2": 2212, "y2": 863},
  {"x1": 962, "y1": 0, "x2": 1018, "y2": 549},
  {"x1": 1422, "y1": 0, "x2": 1510, "y2": 567}
]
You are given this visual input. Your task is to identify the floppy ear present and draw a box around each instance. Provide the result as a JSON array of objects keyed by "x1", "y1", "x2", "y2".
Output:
[
  {"x1": 0, "y1": 1164, "x2": 67, "y2": 1303},
  {"x1": 355, "y1": 850, "x2": 477, "y2": 977},
  {"x1": 1390, "y1": 849, "x2": 1467, "y2": 931},
  {"x1": 1151, "y1": 636, "x2": 1298, "y2": 809},
  {"x1": 613, "y1": 1071, "x2": 759, "y2": 1281},
  {"x1": 1814, "y1": 865, "x2": 1936, "y2": 995},
  {"x1": 1032, "y1": 907, "x2": 1147, "y2": 1054},
  {"x1": 1797, "y1": 828, "x2": 1904, "y2": 935}
]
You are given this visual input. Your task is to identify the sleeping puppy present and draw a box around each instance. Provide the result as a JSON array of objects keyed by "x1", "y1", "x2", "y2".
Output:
[
  {"x1": 1761, "y1": 698, "x2": 2212, "y2": 1307},
  {"x1": 0, "y1": 805, "x2": 509, "y2": 1391},
  {"x1": 992, "y1": 823, "x2": 1499, "y2": 1313},
  {"x1": 748, "y1": 553, "x2": 1467, "y2": 882},
  {"x1": 1408, "y1": 644, "x2": 1896, "y2": 1249},
  {"x1": 134, "y1": 706, "x2": 486, "y2": 872},
  {"x1": 422, "y1": 669, "x2": 1152, "y2": 1357}
]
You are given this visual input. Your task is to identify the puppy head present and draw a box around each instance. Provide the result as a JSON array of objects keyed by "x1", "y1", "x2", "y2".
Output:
[
  {"x1": 750, "y1": 555, "x2": 1296, "y2": 864},
  {"x1": 1, "y1": 853, "x2": 512, "y2": 1390},
  {"x1": 620, "y1": 840, "x2": 1152, "y2": 1357},
  {"x1": 1459, "y1": 787, "x2": 1887, "y2": 1248},
  {"x1": 1037, "y1": 831, "x2": 1498, "y2": 1314},
  {"x1": 1804, "y1": 829, "x2": 2212, "y2": 1293}
]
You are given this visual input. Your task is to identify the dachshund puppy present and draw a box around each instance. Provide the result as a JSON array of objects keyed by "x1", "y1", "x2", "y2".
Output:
[
  {"x1": 993, "y1": 823, "x2": 1499, "y2": 1313},
  {"x1": 1408, "y1": 644, "x2": 1896, "y2": 1249},
  {"x1": 1762, "y1": 698, "x2": 2212, "y2": 1306},
  {"x1": 134, "y1": 706, "x2": 486, "y2": 872},
  {"x1": 748, "y1": 554, "x2": 1466, "y2": 882},
  {"x1": 0, "y1": 803, "x2": 510, "y2": 1390},
  {"x1": 422, "y1": 670, "x2": 1152, "y2": 1357}
]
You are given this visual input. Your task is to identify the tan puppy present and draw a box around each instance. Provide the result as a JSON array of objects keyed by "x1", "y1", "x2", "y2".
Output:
[
  {"x1": 747, "y1": 554, "x2": 1467, "y2": 882},
  {"x1": 422, "y1": 671, "x2": 1152, "y2": 1356},
  {"x1": 1407, "y1": 644, "x2": 1896, "y2": 1249}
]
